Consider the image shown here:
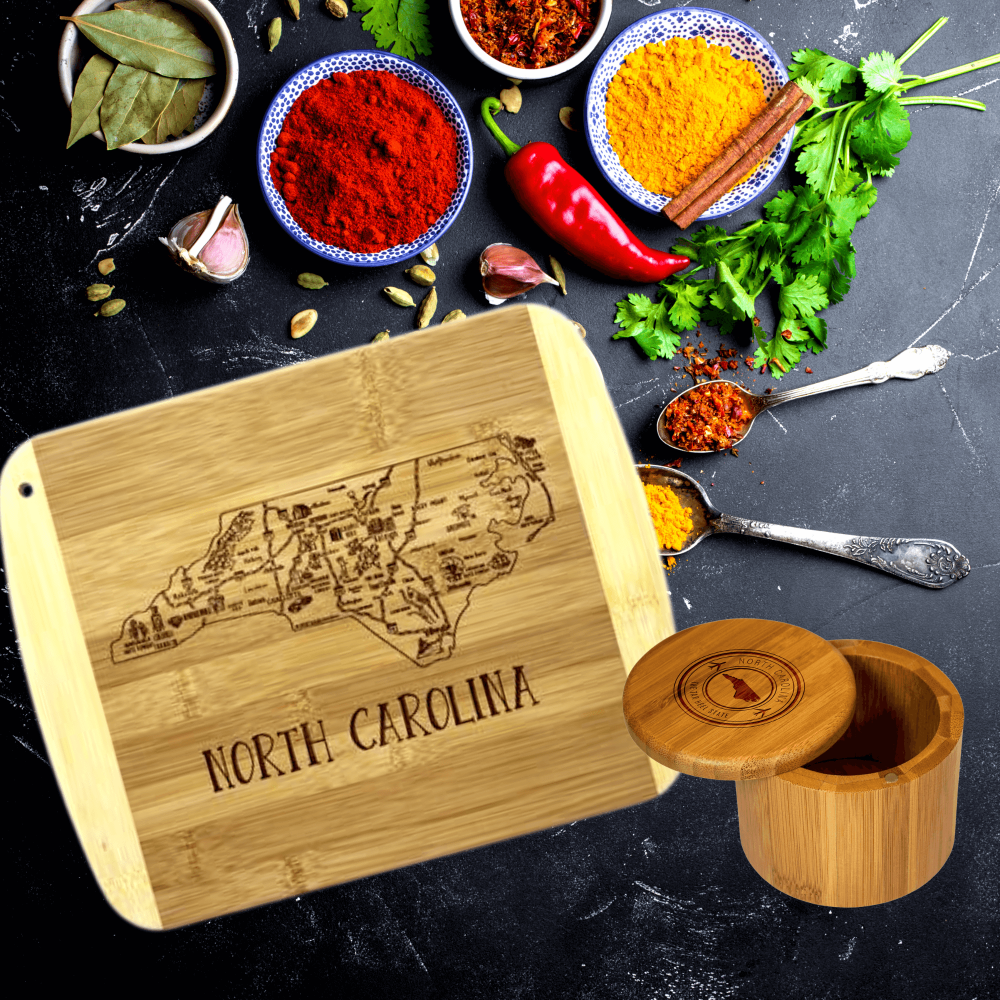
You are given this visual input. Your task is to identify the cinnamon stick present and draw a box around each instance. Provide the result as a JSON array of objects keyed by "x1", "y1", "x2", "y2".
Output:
[{"x1": 664, "y1": 81, "x2": 813, "y2": 230}]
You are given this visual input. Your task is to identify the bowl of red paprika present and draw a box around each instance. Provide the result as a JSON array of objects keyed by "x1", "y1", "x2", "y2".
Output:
[{"x1": 258, "y1": 51, "x2": 473, "y2": 267}]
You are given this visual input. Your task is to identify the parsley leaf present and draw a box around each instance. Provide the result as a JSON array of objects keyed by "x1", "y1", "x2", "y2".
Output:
[
  {"x1": 664, "y1": 281, "x2": 706, "y2": 330},
  {"x1": 353, "y1": 0, "x2": 432, "y2": 60}
]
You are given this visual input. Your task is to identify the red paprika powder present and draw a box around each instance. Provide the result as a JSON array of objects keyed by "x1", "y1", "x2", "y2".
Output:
[{"x1": 270, "y1": 71, "x2": 458, "y2": 254}]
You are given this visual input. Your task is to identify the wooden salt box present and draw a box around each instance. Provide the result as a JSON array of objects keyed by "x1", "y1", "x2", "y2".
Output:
[
  {"x1": 0, "y1": 306, "x2": 676, "y2": 929},
  {"x1": 623, "y1": 620, "x2": 963, "y2": 907}
]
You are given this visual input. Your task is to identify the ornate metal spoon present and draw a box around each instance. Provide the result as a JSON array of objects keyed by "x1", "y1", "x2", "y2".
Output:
[
  {"x1": 657, "y1": 344, "x2": 950, "y2": 453},
  {"x1": 638, "y1": 464, "x2": 970, "y2": 588}
]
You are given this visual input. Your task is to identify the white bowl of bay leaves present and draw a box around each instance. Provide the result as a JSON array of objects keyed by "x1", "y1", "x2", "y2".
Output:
[{"x1": 58, "y1": 0, "x2": 238, "y2": 153}]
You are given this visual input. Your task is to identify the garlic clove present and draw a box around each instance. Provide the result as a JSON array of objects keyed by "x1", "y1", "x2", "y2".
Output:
[
  {"x1": 480, "y1": 243, "x2": 559, "y2": 305},
  {"x1": 160, "y1": 195, "x2": 249, "y2": 284}
]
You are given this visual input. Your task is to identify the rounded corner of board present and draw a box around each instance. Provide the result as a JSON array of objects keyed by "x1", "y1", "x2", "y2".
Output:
[{"x1": 96, "y1": 876, "x2": 163, "y2": 931}]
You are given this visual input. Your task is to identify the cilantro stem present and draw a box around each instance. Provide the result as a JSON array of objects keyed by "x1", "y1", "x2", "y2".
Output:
[
  {"x1": 896, "y1": 16, "x2": 949, "y2": 67},
  {"x1": 897, "y1": 96, "x2": 987, "y2": 111},
  {"x1": 900, "y1": 52, "x2": 1000, "y2": 88}
]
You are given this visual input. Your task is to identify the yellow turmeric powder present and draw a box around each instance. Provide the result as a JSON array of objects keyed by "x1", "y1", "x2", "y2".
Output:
[
  {"x1": 605, "y1": 36, "x2": 767, "y2": 198},
  {"x1": 643, "y1": 482, "x2": 694, "y2": 551}
]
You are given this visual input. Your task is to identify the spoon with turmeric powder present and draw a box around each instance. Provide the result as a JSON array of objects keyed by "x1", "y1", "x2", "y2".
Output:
[
  {"x1": 637, "y1": 464, "x2": 969, "y2": 588},
  {"x1": 656, "y1": 345, "x2": 950, "y2": 453}
]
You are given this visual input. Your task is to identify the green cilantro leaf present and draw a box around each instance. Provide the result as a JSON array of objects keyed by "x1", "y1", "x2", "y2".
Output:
[
  {"x1": 716, "y1": 260, "x2": 757, "y2": 318},
  {"x1": 779, "y1": 272, "x2": 830, "y2": 318},
  {"x1": 613, "y1": 293, "x2": 679, "y2": 360},
  {"x1": 765, "y1": 189, "x2": 798, "y2": 222},
  {"x1": 700, "y1": 302, "x2": 738, "y2": 336},
  {"x1": 353, "y1": 0, "x2": 433, "y2": 59},
  {"x1": 754, "y1": 331, "x2": 803, "y2": 376},
  {"x1": 860, "y1": 50, "x2": 902, "y2": 93},
  {"x1": 664, "y1": 281, "x2": 706, "y2": 331},
  {"x1": 790, "y1": 48, "x2": 859, "y2": 96},
  {"x1": 850, "y1": 94, "x2": 911, "y2": 175}
]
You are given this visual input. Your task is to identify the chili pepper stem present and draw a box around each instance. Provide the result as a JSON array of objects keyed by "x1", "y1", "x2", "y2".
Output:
[{"x1": 481, "y1": 97, "x2": 522, "y2": 157}]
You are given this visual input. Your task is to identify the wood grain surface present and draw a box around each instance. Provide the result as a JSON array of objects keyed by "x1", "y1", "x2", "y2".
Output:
[
  {"x1": 1, "y1": 305, "x2": 675, "y2": 928},
  {"x1": 623, "y1": 618, "x2": 856, "y2": 780},
  {"x1": 736, "y1": 640, "x2": 963, "y2": 907}
]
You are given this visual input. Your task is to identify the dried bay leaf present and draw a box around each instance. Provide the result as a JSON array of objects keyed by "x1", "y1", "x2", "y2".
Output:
[
  {"x1": 101, "y1": 63, "x2": 177, "y2": 149},
  {"x1": 114, "y1": 0, "x2": 202, "y2": 38},
  {"x1": 67, "y1": 53, "x2": 115, "y2": 148},
  {"x1": 142, "y1": 77, "x2": 205, "y2": 143},
  {"x1": 61, "y1": 10, "x2": 215, "y2": 79}
]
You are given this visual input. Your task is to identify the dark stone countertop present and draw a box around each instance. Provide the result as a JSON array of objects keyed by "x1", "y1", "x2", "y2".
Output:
[{"x1": 3, "y1": 1, "x2": 997, "y2": 995}]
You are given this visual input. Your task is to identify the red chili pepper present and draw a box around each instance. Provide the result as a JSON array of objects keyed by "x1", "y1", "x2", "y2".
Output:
[{"x1": 481, "y1": 98, "x2": 690, "y2": 284}]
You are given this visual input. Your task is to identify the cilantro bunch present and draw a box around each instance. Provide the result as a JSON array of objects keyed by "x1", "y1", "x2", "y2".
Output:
[
  {"x1": 353, "y1": 0, "x2": 431, "y2": 60},
  {"x1": 615, "y1": 18, "x2": 1000, "y2": 376}
]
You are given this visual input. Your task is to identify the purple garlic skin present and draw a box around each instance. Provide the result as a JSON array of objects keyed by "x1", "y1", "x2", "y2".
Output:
[
  {"x1": 480, "y1": 243, "x2": 559, "y2": 305},
  {"x1": 160, "y1": 195, "x2": 249, "y2": 283}
]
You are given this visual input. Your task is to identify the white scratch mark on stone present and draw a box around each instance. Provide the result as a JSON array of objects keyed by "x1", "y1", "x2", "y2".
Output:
[
  {"x1": 0, "y1": 402, "x2": 28, "y2": 437},
  {"x1": 956, "y1": 76, "x2": 1000, "y2": 98},
  {"x1": 908, "y1": 262, "x2": 999, "y2": 348},
  {"x1": 14, "y1": 735, "x2": 49, "y2": 765},
  {"x1": 767, "y1": 410, "x2": 788, "y2": 433},
  {"x1": 963, "y1": 181, "x2": 999, "y2": 286},
  {"x1": 135, "y1": 315, "x2": 174, "y2": 398},
  {"x1": 833, "y1": 24, "x2": 859, "y2": 49},
  {"x1": 839, "y1": 936, "x2": 858, "y2": 961},
  {"x1": 617, "y1": 384, "x2": 662, "y2": 407},
  {"x1": 853, "y1": 0, "x2": 879, "y2": 8},
  {"x1": 634, "y1": 881, "x2": 672, "y2": 902},
  {"x1": 89, "y1": 161, "x2": 178, "y2": 262},
  {"x1": 401, "y1": 931, "x2": 428, "y2": 975},
  {"x1": 113, "y1": 166, "x2": 142, "y2": 197},
  {"x1": 683, "y1": 597, "x2": 692, "y2": 610},
  {"x1": 830, "y1": 414, "x2": 837, "y2": 419},
  {"x1": 581, "y1": 898, "x2": 616, "y2": 920},
  {"x1": 937, "y1": 376, "x2": 980, "y2": 465}
]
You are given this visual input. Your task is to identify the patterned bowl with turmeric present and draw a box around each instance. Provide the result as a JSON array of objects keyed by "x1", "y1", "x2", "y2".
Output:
[{"x1": 584, "y1": 7, "x2": 791, "y2": 218}]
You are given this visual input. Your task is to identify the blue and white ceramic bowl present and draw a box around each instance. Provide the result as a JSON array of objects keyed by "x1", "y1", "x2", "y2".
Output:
[
  {"x1": 258, "y1": 51, "x2": 473, "y2": 267},
  {"x1": 585, "y1": 8, "x2": 790, "y2": 220}
]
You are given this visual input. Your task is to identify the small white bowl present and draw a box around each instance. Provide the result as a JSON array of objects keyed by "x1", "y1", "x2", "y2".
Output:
[
  {"x1": 449, "y1": 0, "x2": 612, "y2": 81},
  {"x1": 57, "y1": 0, "x2": 238, "y2": 155}
]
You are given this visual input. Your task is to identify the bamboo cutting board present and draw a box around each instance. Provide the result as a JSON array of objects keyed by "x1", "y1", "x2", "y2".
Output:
[{"x1": 1, "y1": 305, "x2": 675, "y2": 929}]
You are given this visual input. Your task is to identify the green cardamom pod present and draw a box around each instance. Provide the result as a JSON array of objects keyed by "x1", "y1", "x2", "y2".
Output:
[
  {"x1": 325, "y1": 0, "x2": 348, "y2": 17},
  {"x1": 384, "y1": 287, "x2": 415, "y2": 307},
  {"x1": 87, "y1": 283, "x2": 114, "y2": 301},
  {"x1": 442, "y1": 310, "x2": 466, "y2": 323},
  {"x1": 372, "y1": 330, "x2": 390, "y2": 342},
  {"x1": 97, "y1": 258, "x2": 115, "y2": 276},
  {"x1": 100, "y1": 298, "x2": 126, "y2": 317},
  {"x1": 287, "y1": 0, "x2": 301, "y2": 19},
  {"x1": 291, "y1": 308, "x2": 317, "y2": 338},
  {"x1": 416, "y1": 287, "x2": 437, "y2": 329},
  {"x1": 420, "y1": 243, "x2": 439, "y2": 267},
  {"x1": 549, "y1": 256, "x2": 567, "y2": 295},
  {"x1": 405, "y1": 264, "x2": 436, "y2": 287},
  {"x1": 268, "y1": 17, "x2": 282, "y2": 52},
  {"x1": 297, "y1": 272, "x2": 329, "y2": 289}
]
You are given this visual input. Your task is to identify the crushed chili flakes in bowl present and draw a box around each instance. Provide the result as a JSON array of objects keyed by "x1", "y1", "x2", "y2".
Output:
[
  {"x1": 460, "y1": 0, "x2": 599, "y2": 70},
  {"x1": 661, "y1": 380, "x2": 751, "y2": 451}
]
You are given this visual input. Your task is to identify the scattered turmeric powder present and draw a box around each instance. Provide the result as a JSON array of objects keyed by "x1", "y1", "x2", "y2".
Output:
[
  {"x1": 643, "y1": 482, "x2": 694, "y2": 551},
  {"x1": 605, "y1": 36, "x2": 767, "y2": 198}
]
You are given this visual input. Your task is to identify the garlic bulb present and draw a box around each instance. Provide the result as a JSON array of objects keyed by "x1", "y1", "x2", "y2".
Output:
[
  {"x1": 160, "y1": 195, "x2": 249, "y2": 283},
  {"x1": 480, "y1": 243, "x2": 560, "y2": 305}
]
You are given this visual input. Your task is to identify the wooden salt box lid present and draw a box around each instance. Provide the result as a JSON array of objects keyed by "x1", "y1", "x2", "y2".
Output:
[
  {"x1": 623, "y1": 619, "x2": 857, "y2": 781},
  {"x1": 0, "y1": 305, "x2": 675, "y2": 929}
]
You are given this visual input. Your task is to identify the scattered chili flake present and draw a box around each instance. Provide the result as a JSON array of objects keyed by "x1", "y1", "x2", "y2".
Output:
[
  {"x1": 666, "y1": 458, "x2": 683, "y2": 468},
  {"x1": 805, "y1": 367, "x2": 813, "y2": 374},
  {"x1": 744, "y1": 356, "x2": 755, "y2": 368},
  {"x1": 661, "y1": 380, "x2": 751, "y2": 451},
  {"x1": 460, "y1": 0, "x2": 598, "y2": 70},
  {"x1": 731, "y1": 447, "x2": 739, "y2": 456},
  {"x1": 765, "y1": 387, "x2": 772, "y2": 394}
]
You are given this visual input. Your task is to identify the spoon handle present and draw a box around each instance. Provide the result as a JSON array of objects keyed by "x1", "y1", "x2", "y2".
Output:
[
  {"x1": 760, "y1": 344, "x2": 950, "y2": 408},
  {"x1": 713, "y1": 515, "x2": 970, "y2": 588}
]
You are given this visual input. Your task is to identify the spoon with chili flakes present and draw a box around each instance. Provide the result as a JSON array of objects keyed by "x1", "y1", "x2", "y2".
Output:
[
  {"x1": 656, "y1": 344, "x2": 950, "y2": 453},
  {"x1": 637, "y1": 464, "x2": 969, "y2": 588}
]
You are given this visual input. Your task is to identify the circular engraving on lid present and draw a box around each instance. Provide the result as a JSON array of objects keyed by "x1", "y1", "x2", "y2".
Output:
[{"x1": 673, "y1": 649, "x2": 804, "y2": 727}]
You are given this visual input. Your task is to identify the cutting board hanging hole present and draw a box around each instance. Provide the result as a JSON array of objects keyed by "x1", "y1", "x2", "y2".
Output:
[{"x1": 19, "y1": 482, "x2": 33, "y2": 497}]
